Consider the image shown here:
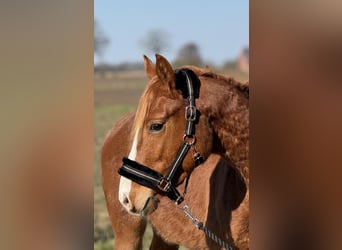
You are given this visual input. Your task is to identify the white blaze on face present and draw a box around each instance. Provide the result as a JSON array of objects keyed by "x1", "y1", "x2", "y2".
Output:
[{"x1": 118, "y1": 131, "x2": 138, "y2": 206}]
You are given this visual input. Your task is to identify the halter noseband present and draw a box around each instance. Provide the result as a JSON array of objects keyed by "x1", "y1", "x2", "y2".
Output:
[{"x1": 118, "y1": 69, "x2": 204, "y2": 205}]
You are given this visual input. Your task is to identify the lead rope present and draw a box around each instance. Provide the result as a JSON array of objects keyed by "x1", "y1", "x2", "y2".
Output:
[{"x1": 178, "y1": 204, "x2": 234, "y2": 250}]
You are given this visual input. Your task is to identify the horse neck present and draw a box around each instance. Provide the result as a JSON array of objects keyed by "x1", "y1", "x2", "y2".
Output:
[{"x1": 198, "y1": 76, "x2": 249, "y2": 181}]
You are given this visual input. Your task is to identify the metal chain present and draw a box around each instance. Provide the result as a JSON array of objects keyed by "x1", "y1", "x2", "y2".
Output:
[{"x1": 179, "y1": 205, "x2": 234, "y2": 250}]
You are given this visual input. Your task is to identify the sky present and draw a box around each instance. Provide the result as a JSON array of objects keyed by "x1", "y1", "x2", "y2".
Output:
[{"x1": 94, "y1": 1, "x2": 249, "y2": 66}]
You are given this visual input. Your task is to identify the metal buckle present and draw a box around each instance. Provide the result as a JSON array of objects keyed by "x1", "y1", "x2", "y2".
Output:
[
  {"x1": 175, "y1": 196, "x2": 184, "y2": 205},
  {"x1": 158, "y1": 178, "x2": 171, "y2": 192},
  {"x1": 183, "y1": 134, "x2": 196, "y2": 146},
  {"x1": 185, "y1": 105, "x2": 197, "y2": 121}
]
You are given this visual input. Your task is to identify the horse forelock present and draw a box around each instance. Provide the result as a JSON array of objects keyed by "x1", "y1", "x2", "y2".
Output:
[{"x1": 132, "y1": 77, "x2": 161, "y2": 140}]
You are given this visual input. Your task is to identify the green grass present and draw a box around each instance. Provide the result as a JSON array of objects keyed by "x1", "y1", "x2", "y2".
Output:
[{"x1": 94, "y1": 239, "x2": 114, "y2": 250}]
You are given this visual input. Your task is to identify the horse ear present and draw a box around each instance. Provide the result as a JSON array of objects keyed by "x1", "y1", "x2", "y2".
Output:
[
  {"x1": 155, "y1": 54, "x2": 177, "y2": 97},
  {"x1": 143, "y1": 55, "x2": 156, "y2": 79}
]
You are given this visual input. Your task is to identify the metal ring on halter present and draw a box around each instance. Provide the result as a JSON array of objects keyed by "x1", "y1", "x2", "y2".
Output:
[
  {"x1": 183, "y1": 134, "x2": 196, "y2": 145},
  {"x1": 185, "y1": 105, "x2": 197, "y2": 121}
]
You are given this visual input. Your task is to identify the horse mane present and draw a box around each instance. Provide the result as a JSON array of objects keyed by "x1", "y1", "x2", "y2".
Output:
[{"x1": 179, "y1": 65, "x2": 249, "y2": 99}]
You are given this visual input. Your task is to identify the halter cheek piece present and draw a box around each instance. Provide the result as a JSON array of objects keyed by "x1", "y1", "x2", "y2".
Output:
[{"x1": 118, "y1": 69, "x2": 204, "y2": 205}]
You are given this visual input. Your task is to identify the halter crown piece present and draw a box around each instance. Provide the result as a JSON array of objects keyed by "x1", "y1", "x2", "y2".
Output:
[{"x1": 118, "y1": 69, "x2": 204, "y2": 204}]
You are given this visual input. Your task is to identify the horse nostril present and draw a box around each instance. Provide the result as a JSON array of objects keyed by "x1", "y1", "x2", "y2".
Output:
[
  {"x1": 122, "y1": 193, "x2": 131, "y2": 207},
  {"x1": 123, "y1": 196, "x2": 129, "y2": 205}
]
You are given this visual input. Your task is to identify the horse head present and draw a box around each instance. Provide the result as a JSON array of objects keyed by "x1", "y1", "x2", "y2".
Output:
[{"x1": 118, "y1": 55, "x2": 214, "y2": 215}]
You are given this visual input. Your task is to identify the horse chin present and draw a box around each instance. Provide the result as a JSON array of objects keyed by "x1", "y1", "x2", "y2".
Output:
[
  {"x1": 126, "y1": 196, "x2": 159, "y2": 217},
  {"x1": 140, "y1": 196, "x2": 159, "y2": 216}
]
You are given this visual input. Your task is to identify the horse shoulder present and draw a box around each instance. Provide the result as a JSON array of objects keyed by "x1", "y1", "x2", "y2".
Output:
[{"x1": 102, "y1": 112, "x2": 135, "y2": 165}]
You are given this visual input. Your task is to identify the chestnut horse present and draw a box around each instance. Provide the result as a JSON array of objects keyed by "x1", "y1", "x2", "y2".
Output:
[
  {"x1": 102, "y1": 112, "x2": 247, "y2": 249},
  {"x1": 102, "y1": 54, "x2": 249, "y2": 249}
]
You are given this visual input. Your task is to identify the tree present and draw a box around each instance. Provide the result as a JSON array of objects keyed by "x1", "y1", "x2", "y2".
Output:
[
  {"x1": 174, "y1": 42, "x2": 203, "y2": 66},
  {"x1": 140, "y1": 29, "x2": 170, "y2": 54},
  {"x1": 94, "y1": 20, "x2": 110, "y2": 60}
]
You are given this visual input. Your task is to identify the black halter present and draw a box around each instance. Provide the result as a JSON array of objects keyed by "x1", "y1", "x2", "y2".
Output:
[{"x1": 118, "y1": 69, "x2": 204, "y2": 204}]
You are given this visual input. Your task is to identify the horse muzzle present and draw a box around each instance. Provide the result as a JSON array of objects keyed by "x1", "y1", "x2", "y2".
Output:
[{"x1": 118, "y1": 157, "x2": 184, "y2": 204}]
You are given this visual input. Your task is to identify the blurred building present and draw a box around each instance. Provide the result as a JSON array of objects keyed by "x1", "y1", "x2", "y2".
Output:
[{"x1": 237, "y1": 47, "x2": 249, "y2": 72}]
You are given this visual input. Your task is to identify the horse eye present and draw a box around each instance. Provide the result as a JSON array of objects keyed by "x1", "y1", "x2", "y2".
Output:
[{"x1": 149, "y1": 123, "x2": 164, "y2": 132}]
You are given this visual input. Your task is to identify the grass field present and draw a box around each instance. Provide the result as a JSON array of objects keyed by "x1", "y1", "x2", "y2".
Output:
[{"x1": 94, "y1": 68, "x2": 248, "y2": 250}]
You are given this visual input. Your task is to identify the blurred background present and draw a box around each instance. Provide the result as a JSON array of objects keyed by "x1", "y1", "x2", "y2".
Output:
[
  {"x1": 94, "y1": 1, "x2": 248, "y2": 249},
  {"x1": 2, "y1": 1, "x2": 342, "y2": 250},
  {"x1": 94, "y1": 1, "x2": 248, "y2": 68}
]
